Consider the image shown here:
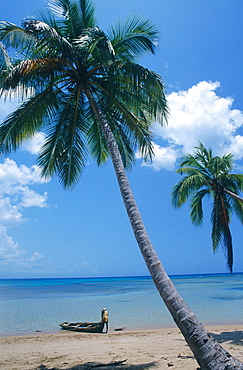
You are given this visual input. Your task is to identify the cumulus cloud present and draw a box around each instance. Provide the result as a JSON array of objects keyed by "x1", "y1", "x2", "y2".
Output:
[
  {"x1": 19, "y1": 188, "x2": 48, "y2": 208},
  {"x1": 21, "y1": 132, "x2": 46, "y2": 155},
  {"x1": 143, "y1": 144, "x2": 179, "y2": 171},
  {"x1": 145, "y1": 81, "x2": 243, "y2": 171},
  {"x1": 0, "y1": 158, "x2": 47, "y2": 187},
  {"x1": 0, "y1": 225, "x2": 25, "y2": 262},
  {"x1": 0, "y1": 158, "x2": 50, "y2": 269},
  {"x1": 0, "y1": 225, "x2": 43, "y2": 267},
  {"x1": 0, "y1": 197, "x2": 23, "y2": 225},
  {"x1": 0, "y1": 159, "x2": 49, "y2": 224},
  {"x1": 25, "y1": 251, "x2": 43, "y2": 262}
]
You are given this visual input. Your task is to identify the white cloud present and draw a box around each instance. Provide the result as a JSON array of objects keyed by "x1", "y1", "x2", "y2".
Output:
[
  {"x1": 26, "y1": 251, "x2": 43, "y2": 262},
  {"x1": 0, "y1": 225, "x2": 25, "y2": 263},
  {"x1": 0, "y1": 158, "x2": 50, "y2": 271},
  {"x1": 0, "y1": 225, "x2": 43, "y2": 267},
  {"x1": 227, "y1": 135, "x2": 243, "y2": 160},
  {"x1": 0, "y1": 158, "x2": 47, "y2": 187},
  {"x1": 19, "y1": 188, "x2": 48, "y2": 208},
  {"x1": 0, "y1": 159, "x2": 49, "y2": 225},
  {"x1": 0, "y1": 197, "x2": 23, "y2": 225},
  {"x1": 21, "y1": 132, "x2": 46, "y2": 155},
  {"x1": 146, "y1": 81, "x2": 243, "y2": 171},
  {"x1": 141, "y1": 143, "x2": 179, "y2": 171}
]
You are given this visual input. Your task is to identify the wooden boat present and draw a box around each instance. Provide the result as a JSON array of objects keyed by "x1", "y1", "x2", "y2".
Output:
[{"x1": 59, "y1": 321, "x2": 103, "y2": 333}]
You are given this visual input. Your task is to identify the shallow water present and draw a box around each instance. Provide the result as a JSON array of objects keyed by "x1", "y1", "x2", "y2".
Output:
[{"x1": 1, "y1": 274, "x2": 243, "y2": 334}]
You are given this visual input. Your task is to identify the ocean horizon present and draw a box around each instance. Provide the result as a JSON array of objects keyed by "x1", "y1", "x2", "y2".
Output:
[{"x1": 1, "y1": 273, "x2": 243, "y2": 335}]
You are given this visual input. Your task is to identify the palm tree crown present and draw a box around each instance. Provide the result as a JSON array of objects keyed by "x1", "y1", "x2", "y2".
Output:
[
  {"x1": 171, "y1": 142, "x2": 243, "y2": 272},
  {"x1": 0, "y1": 0, "x2": 167, "y2": 188}
]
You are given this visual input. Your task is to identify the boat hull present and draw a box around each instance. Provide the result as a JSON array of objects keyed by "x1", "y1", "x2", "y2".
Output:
[{"x1": 59, "y1": 321, "x2": 103, "y2": 333}]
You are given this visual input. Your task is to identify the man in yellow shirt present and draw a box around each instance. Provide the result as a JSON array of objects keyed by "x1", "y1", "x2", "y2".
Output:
[{"x1": 101, "y1": 308, "x2": 108, "y2": 333}]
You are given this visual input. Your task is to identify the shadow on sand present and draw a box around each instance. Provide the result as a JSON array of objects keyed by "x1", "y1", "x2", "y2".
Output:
[
  {"x1": 210, "y1": 330, "x2": 243, "y2": 346},
  {"x1": 35, "y1": 360, "x2": 159, "y2": 369}
]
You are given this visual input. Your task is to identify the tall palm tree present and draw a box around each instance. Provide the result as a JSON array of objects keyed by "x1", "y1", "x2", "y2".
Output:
[
  {"x1": 171, "y1": 142, "x2": 243, "y2": 273},
  {"x1": 0, "y1": 1, "x2": 242, "y2": 368}
]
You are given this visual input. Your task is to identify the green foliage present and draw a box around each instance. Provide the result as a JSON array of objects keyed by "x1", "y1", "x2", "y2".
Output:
[
  {"x1": 107, "y1": 15, "x2": 159, "y2": 62},
  {"x1": 171, "y1": 142, "x2": 243, "y2": 272},
  {"x1": 0, "y1": 0, "x2": 168, "y2": 189}
]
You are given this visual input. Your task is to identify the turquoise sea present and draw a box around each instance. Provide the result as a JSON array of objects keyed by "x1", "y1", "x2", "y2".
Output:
[{"x1": 1, "y1": 274, "x2": 243, "y2": 334}]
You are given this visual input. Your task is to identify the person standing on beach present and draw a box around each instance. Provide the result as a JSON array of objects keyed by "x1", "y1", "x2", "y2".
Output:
[{"x1": 101, "y1": 308, "x2": 109, "y2": 333}]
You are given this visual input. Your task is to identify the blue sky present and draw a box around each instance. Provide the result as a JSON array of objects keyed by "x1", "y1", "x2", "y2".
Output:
[{"x1": 0, "y1": 0, "x2": 243, "y2": 278}]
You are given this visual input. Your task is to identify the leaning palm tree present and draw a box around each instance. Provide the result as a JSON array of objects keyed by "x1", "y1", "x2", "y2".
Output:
[
  {"x1": 171, "y1": 142, "x2": 243, "y2": 273},
  {"x1": 0, "y1": 1, "x2": 242, "y2": 368}
]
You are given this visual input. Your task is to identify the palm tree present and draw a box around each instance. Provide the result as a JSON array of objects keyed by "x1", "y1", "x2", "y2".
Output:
[
  {"x1": 0, "y1": 1, "x2": 242, "y2": 368},
  {"x1": 171, "y1": 142, "x2": 243, "y2": 273}
]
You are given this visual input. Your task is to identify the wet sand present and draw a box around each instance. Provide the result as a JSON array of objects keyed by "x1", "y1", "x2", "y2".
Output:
[{"x1": 1, "y1": 324, "x2": 243, "y2": 369}]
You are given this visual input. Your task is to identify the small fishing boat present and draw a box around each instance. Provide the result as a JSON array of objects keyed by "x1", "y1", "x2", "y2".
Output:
[{"x1": 59, "y1": 321, "x2": 103, "y2": 333}]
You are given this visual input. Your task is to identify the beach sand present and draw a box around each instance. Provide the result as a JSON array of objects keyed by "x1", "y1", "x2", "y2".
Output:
[{"x1": 1, "y1": 325, "x2": 243, "y2": 369}]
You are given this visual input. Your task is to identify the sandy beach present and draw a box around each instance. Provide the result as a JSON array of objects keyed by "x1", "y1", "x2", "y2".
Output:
[{"x1": 1, "y1": 324, "x2": 243, "y2": 369}]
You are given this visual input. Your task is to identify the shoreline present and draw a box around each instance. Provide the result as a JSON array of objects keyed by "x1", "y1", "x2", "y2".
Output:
[
  {"x1": 1, "y1": 320, "x2": 243, "y2": 337},
  {"x1": 1, "y1": 324, "x2": 243, "y2": 369}
]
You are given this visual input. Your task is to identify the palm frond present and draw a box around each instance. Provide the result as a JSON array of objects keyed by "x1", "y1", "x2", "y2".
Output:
[
  {"x1": 211, "y1": 193, "x2": 233, "y2": 272},
  {"x1": 228, "y1": 196, "x2": 243, "y2": 224},
  {"x1": 87, "y1": 117, "x2": 109, "y2": 165},
  {"x1": 178, "y1": 154, "x2": 212, "y2": 179},
  {"x1": 209, "y1": 154, "x2": 233, "y2": 178},
  {"x1": 85, "y1": 61, "x2": 167, "y2": 163},
  {"x1": 98, "y1": 62, "x2": 168, "y2": 124},
  {"x1": 94, "y1": 91, "x2": 154, "y2": 163},
  {"x1": 101, "y1": 103, "x2": 144, "y2": 168},
  {"x1": 47, "y1": 0, "x2": 70, "y2": 19},
  {"x1": 108, "y1": 15, "x2": 159, "y2": 61},
  {"x1": 37, "y1": 89, "x2": 89, "y2": 188},
  {"x1": 190, "y1": 189, "x2": 210, "y2": 226},
  {"x1": 78, "y1": 0, "x2": 96, "y2": 29},
  {"x1": 47, "y1": 0, "x2": 96, "y2": 36},
  {"x1": 194, "y1": 142, "x2": 213, "y2": 168},
  {"x1": 3, "y1": 58, "x2": 66, "y2": 89},
  {"x1": 171, "y1": 173, "x2": 209, "y2": 208},
  {"x1": 221, "y1": 174, "x2": 243, "y2": 193},
  {"x1": 0, "y1": 87, "x2": 58, "y2": 153},
  {"x1": 86, "y1": 92, "x2": 148, "y2": 168},
  {"x1": 0, "y1": 42, "x2": 12, "y2": 71},
  {"x1": 22, "y1": 19, "x2": 75, "y2": 58},
  {"x1": 74, "y1": 27, "x2": 114, "y2": 64},
  {"x1": 0, "y1": 21, "x2": 36, "y2": 53}
]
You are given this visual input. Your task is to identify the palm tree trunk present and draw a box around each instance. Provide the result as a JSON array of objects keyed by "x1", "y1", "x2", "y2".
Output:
[{"x1": 86, "y1": 90, "x2": 243, "y2": 370}]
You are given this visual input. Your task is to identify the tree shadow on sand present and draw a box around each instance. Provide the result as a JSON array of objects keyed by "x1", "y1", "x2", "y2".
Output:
[
  {"x1": 35, "y1": 360, "x2": 159, "y2": 370},
  {"x1": 209, "y1": 330, "x2": 243, "y2": 346}
]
